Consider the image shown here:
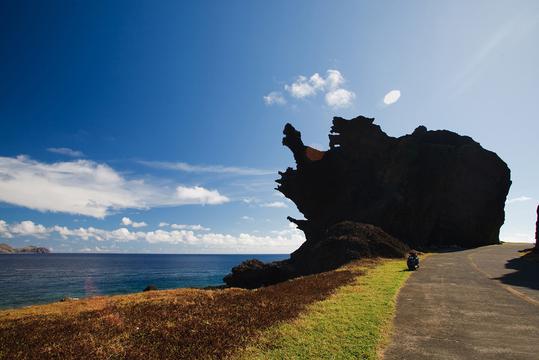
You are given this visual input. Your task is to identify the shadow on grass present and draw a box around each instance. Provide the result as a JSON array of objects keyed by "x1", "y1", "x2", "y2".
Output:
[{"x1": 495, "y1": 250, "x2": 539, "y2": 291}]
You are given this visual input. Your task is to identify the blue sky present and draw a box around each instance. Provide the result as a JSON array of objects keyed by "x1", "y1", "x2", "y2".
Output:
[{"x1": 1, "y1": 1, "x2": 538, "y2": 253}]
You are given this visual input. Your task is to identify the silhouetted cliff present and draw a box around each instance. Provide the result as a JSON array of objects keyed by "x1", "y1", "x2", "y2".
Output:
[
  {"x1": 224, "y1": 115, "x2": 511, "y2": 288},
  {"x1": 277, "y1": 116, "x2": 511, "y2": 249}
]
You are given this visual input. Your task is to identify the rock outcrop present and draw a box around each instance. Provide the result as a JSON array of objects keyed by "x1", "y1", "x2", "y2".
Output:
[
  {"x1": 224, "y1": 115, "x2": 511, "y2": 288},
  {"x1": 277, "y1": 116, "x2": 511, "y2": 249},
  {"x1": 224, "y1": 222, "x2": 408, "y2": 289},
  {"x1": 0, "y1": 243, "x2": 50, "y2": 254}
]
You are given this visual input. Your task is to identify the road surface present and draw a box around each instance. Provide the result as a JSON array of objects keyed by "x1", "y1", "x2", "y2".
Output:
[{"x1": 384, "y1": 243, "x2": 539, "y2": 360}]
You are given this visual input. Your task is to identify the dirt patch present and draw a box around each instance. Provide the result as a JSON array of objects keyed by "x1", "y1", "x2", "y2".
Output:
[{"x1": 0, "y1": 261, "x2": 372, "y2": 360}]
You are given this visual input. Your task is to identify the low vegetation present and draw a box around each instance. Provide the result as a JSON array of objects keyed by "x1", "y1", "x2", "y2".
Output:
[
  {"x1": 0, "y1": 261, "x2": 364, "y2": 359},
  {"x1": 0, "y1": 258, "x2": 410, "y2": 360},
  {"x1": 237, "y1": 259, "x2": 410, "y2": 360}
]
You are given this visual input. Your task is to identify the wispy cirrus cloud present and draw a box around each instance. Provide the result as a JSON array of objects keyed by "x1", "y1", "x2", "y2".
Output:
[
  {"x1": 138, "y1": 160, "x2": 275, "y2": 176},
  {"x1": 0, "y1": 155, "x2": 229, "y2": 218},
  {"x1": 507, "y1": 196, "x2": 533, "y2": 204},
  {"x1": 47, "y1": 147, "x2": 84, "y2": 158},
  {"x1": 260, "y1": 201, "x2": 288, "y2": 208}
]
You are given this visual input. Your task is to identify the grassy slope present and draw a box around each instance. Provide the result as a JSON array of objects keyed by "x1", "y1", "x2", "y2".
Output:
[
  {"x1": 236, "y1": 259, "x2": 410, "y2": 360},
  {"x1": 0, "y1": 259, "x2": 411, "y2": 359},
  {"x1": 0, "y1": 263, "x2": 360, "y2": 360}
]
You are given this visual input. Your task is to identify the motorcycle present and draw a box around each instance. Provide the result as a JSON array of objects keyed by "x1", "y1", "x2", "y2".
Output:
[{"x1": 407, "y1": 254, "x2": 420, "y2": 271}]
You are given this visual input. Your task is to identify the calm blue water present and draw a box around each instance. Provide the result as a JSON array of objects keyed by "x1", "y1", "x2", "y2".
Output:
[{"x1": 0, "y1": 253, "x2": 287, "y2": 309}]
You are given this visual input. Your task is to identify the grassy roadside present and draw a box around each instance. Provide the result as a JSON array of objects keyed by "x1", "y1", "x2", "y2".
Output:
[{"x1": 235, "y1": 259, "x2": 411, "y2": 360}]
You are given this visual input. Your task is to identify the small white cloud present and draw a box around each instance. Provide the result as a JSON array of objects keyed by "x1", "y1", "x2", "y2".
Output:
[
  {"x1": 263, "y1": 91, "x2": 286, "y2": 106},
  {"x1": 47, "y1": 147, "x2": 84, "y2": 158},
  {"x1": 383, "y1": 90, "x2": 401, "y2": 105},
  {"x1": 279, "y1": 69, "x2": 355, "y2": 108},
  {"x1": 170, "y1": 224, "x2": 210, "y2": 231},
  {"x1": 325, "y1": 88, "x2": 356, "y2": 108},
  {"x1": 325, "y1": 69, "x2": 345, "y2": 90},
  {"x1": 260, "y1": 201, "x2": 288, "y2": 208},
  {"x1": 120, "y1": 217, "x2": 147, "y2": 228},
  {"x1": 309, "y1": 73, "x2": 325, "y2": 90},
  {"x1": 158, "y1": 222, "x2": 169, "y2": 227},
  {"x1": 241, "y1": 215, "x2": 254, "y2": 221},
  {"x1": 0, "y1": 220, "x2": 12, "y2": 238},
  {"x1": 175, "y1": 186, "x2": 229, "y2": 205},
  {"x1": 507, "y1": 196, "x2": 533, "y2": 204},
  {"x1": 9, "y1": 220, "x2": 49, "y2": 237},
  {"x1": 285, "y1": 75, "x2": 317, "y2": 98}
]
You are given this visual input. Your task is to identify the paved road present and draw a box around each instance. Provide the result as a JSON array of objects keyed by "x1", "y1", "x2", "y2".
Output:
[{"x1": 384, "y1": 243, "x2": 539, "y2": 360}]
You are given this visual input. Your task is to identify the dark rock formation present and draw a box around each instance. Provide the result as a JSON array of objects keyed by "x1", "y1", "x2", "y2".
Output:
[
  {"x1": 17, "y1": 246, "x2": 50, "y2": 254},
  {"x1": 143, "y1": 284, "x2": 158, "y2": 292},
  {"x1": 277, "y1": 116, "x2": 511, "y2": 249},
  {"x1": 224, "y1": 221, "x2": 408, "y2": 289},
  {"x1": 224, "y1": 115, "x2": 511, "y2": 289}
]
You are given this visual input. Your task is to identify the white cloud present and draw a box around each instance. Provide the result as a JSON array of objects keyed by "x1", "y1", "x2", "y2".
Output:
[
  {"x1": 0, "y1": 220, "x2": 13, "y2": 238},
  {"x1": 241, "y1": 215, "x2": 254, "y2": 221},
  {"x1": 325, "y1": 69, "x2": 345, "y2": 89},
  {"x1": 325, "y1": 88, "x2": 356, "y2": 108},
  {"x1": 280, "y1": 69, "x2": 355, "y2": 108},
  {"x1": 138, "y1": 161, "x2": 274, "y2": 176},
  {"x1": 175, "y1": 186, "x2": 229, "y2": 205},
  {"x1": 158, "y1": 222, "x2": 169, "y2": 227},
  {"x1": 0, "y1": 219, "x2": 306, "y2": 253},
  {"x1": 263, "y1": 91, "x2": 286, "y2": 106},
  {"x1": 0, "y1": 156, "x2": 229, "y2": 218},
  {"x1": 383, "y1": 90, "x2": 401, "y2": 105},
  {"x1": 507, "y1": 196, "x2": 533, "y2": 204},
  {"x1": 121, "y1": 217, "x2": 147, "y2": 228},
  {"x1": 10, "y1": 220, "x2": 49, "y2": 237},
  {"x1": 260, "y1": 201, "x2": 288, "y2": 208},
  {"x1": 170, "y1": 224, "x2": 210, "y2": 231},
  {"x1": 47, "y1": 147, "x2": 84, "y2": 158},
  {"x1": 285, "y1": 76, "x2": 316, "y2": 98}
]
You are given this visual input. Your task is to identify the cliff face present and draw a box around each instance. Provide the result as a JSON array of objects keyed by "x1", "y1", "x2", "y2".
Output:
[
  {"x1": 277, "y1": 116, "x2": 511, "y2": 249},
  {"x1": 224, "y1": 115, "x2": 511, "y2": 289}
]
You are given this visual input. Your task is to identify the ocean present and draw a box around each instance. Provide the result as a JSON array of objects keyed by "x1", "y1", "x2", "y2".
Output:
[{"x1": 0, "y1": 253, "x2": 288, "y2": 309}]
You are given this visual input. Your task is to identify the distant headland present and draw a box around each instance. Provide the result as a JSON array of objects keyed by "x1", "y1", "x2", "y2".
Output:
[{"x1": 0, "y1": 243, "x2": 50, "y2": 254}]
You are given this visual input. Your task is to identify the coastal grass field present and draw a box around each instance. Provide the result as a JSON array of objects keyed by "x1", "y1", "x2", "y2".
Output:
[
  {"x1": 237, "y1": 259, "x2": 411, "y2": 360},
  {"x1": 0, "y1": 258, "x2": 410, "y2": 359}
]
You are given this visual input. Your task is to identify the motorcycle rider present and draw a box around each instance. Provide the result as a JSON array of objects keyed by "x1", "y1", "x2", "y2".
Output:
[{"x1": 407, "y1": 250, "x2": 420, "y2": 271}]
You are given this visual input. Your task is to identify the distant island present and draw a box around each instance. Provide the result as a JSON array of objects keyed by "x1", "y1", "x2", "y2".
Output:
[{"x1": 0, "y1": 243, "x2": 50, "y2": 254}]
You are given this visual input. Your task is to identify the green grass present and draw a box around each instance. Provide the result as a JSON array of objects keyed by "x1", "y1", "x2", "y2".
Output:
[{"x1": 236, "y1": 259, "x2": 411, "y2": 360}]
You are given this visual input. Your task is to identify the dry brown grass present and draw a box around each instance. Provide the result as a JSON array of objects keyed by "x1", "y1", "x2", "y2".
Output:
[{"x1": 0, "y1": 260, "x2": 375, "y2": 360}]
